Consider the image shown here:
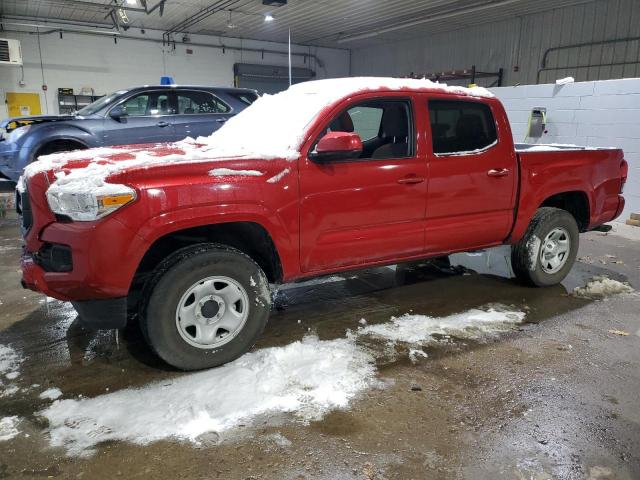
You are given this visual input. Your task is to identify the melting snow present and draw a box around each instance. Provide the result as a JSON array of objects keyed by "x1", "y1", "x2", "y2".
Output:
[
  {"x1": 267, "y1": 168, "x2": 291, "y2": 184},
  {"x1": 209, "y1": 168, "x2": 263, "y2": 177},
  {"x1": 0, "y1": 344, "x2": 22, "y2": 379},
  {"x1": 41, "y1": 335, "x2": 375, "y2": 456},
  {"x1": 39, "y1": 388, "x2": 63, "y2": 401},
  {"x1": 39, "y1": 304, "x2": 527, "y2": 456},
  {"x1": 359, "y1": 308, "x2": 526, "y2": 344},
  {"x1": 573, "y1": 276, "x2": 634, "y2": 299},
  {"x1": 0, "y1": 416, "x2": 20, "y2": 441}
]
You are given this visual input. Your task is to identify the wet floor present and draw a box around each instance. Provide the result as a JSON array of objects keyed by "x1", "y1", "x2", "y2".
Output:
[{"x1": 0, "y1": 218, "x2": 639, "y2": 479}]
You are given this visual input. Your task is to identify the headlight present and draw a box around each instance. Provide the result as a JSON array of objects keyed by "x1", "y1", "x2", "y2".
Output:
[
  {"x1": 8, "y1": 125, "x2": 31, "y2": 142},
  {"x1": 46, "y1": 183, "x2": 136, "y2": 221}
]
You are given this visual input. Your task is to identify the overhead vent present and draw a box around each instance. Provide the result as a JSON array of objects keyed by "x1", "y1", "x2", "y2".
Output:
[
  {"x1": 262, "y1": 0, "x2": 287, "y2": 6},
  {"x1": 0, "y1": 39, "x2": 23, "y2": 66}
]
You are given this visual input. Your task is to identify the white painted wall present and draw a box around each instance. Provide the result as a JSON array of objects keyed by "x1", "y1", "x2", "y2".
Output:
[
  {"x1": 491, "y1": 78, "x2": 640, "y2": 221},
  {"x1": 350, "y1": 0, "x2": 640, "y2": 88},
  {"x1": 0, "y1": 28, "x2": 350, "y2": 118}
]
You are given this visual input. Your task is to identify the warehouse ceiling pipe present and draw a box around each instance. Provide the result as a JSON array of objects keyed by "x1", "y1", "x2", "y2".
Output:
[{"x1": 0, "y1": 26, "x2": 323, "y2": 68}]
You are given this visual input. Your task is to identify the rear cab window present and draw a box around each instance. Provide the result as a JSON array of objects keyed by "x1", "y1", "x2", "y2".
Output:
[{"x1": 428, "y1": 100, "x2": 497, "y2": 155}]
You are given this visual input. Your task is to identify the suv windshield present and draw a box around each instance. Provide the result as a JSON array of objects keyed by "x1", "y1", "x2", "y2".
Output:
[{"x1": 76, "y1": 90, "x2": 128, "y2": 116}]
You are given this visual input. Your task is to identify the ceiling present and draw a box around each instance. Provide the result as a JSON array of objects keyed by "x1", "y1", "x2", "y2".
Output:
[{"x1": 0, "y1": 0, "x2": 595, "y2": 48}]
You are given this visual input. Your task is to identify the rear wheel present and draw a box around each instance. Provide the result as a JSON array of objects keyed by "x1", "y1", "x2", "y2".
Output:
[
  {"x1": 511, "y1": 207, "x2": 579, "y2": 287},
  {"x1": 142, "y1": 244, "x2": 271, "y2": 370}
]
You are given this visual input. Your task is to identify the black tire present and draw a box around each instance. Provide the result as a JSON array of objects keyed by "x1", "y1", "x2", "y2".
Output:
[
  {"x1": 141, "y1": 243, "x2": 271, "y2": 370},
  {"x1": 511, "y1": 207, "x2": 579, "y2": 287}
]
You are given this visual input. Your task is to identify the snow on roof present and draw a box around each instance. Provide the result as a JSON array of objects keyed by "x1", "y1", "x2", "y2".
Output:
[{"x1": 24, "y1": 77, "x2": 493, "y2": 194}]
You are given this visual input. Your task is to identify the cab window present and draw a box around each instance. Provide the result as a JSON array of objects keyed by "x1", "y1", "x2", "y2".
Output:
[
  {"x1": 324, "y1": 99, "x2": 413, "y2": 160},
  {"x1": 428, "y1": 100, "x2": 497, "y2": 155}
]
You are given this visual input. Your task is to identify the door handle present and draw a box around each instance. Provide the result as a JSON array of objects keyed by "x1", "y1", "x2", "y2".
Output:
[
  {"x1": 397, "y1": 176, "x2": 425, "y2": 185},
  {"x1": 156, "y1": 121, "x2": 170, "y2": 128},
  {"x1": 216, "y1": 118, "x2": 227, "y2": 123},
  {"x1": 487, "y1": 168, "x2": 509, "y2": 177}
]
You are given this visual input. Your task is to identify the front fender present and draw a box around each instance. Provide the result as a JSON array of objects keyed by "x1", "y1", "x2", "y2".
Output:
[{"x1": 21, "y1": 123, "x2": 101, "y2": 158}]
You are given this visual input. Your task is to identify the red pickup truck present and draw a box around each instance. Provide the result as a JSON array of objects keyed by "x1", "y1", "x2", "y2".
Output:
[{"x1": 17, "y1": 78, "x2": 628, "y2": 370}]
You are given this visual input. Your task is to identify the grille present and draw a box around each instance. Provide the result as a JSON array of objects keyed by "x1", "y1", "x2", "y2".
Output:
[{"x1": 0, "y1": 40, "x2": 9, "y2": 62}]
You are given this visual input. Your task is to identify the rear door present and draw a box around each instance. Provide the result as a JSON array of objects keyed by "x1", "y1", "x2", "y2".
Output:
[
  {"x1": 424, "y1": 97, "x2": 517, "y2": 253},
  {"x1": 102, "y1": 89, "x2": 177, "y2": 145},
  {"x1": 172, "y1": 89, "x2": 233, "y2": 140},
  {"x1": 299, "y1": 94, "x2": 428, "y2": 272}
]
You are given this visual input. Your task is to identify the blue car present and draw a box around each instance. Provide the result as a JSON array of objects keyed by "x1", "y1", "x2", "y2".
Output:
[{"x1": 0, "y1": 85, "x2": 258, "y2": 185}]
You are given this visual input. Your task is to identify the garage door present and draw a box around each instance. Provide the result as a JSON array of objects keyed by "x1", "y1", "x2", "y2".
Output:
[{"x1": 233, "y1": 63, "x2": 316, "y2": 94}]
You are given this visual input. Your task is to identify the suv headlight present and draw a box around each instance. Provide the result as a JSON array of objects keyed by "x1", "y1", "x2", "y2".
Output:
[{"x1": 46, "y1": 183, "x2": 136, "y2": 221}]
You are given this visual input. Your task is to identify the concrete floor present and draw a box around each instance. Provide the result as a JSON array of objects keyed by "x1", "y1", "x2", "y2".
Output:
[{"x1": 0, "y1": 218, "x2": 639, "y2": 479}]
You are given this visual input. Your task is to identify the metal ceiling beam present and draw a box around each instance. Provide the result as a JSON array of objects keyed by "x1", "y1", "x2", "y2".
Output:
[{"x1": 162, "y1": 0, "x2": 244, "y2": 42}]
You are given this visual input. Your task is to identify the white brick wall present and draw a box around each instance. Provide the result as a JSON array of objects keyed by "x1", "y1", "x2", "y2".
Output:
[{"x1": 491, "y1": 78, "x2": 640, "y2": 221}]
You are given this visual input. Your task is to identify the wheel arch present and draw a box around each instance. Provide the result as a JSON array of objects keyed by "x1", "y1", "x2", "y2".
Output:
[
  {"x1": 129, "y1": 221, "x2": 284, "y2": 311},
  {"x1": 539, "y1": 190, "x2": 590, "y2": 231}
]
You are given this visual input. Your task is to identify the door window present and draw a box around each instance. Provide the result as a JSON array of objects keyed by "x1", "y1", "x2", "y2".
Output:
[
  {"x1": 177, "y1": 91, "x2": 230, "y2": 114},
  {"x1": 428, "y1": 100, "x2": 497, "y2": 155},
  {"x1": 323, "y1": 100, "x2": 413, "y2": 160},
  {"x1": 120, "y1": 91, "x2": 173, "y2": 116}
]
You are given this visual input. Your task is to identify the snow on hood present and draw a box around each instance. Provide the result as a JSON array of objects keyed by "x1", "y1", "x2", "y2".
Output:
[{"x1": 23, "y1": 77, "x2": 492, "y2": 194}]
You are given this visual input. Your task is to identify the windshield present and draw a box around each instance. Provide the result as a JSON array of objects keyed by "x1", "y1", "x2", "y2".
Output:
[{"x1": 77, "y1": 90, "x2": 128, "y2": 116}]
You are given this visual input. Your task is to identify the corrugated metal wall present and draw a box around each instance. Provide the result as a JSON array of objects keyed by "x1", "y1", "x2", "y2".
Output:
[{"x1": 350, "y1": 0, "x2": 640, "y2": 86}]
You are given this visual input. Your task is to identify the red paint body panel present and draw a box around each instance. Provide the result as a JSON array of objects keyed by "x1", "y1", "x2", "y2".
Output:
[{"x1": 19, "y1": 87, "x2": 627, "y2": 304}]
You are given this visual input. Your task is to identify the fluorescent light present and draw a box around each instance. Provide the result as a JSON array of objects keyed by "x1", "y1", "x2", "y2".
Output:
[{"x1": 264, "y1": 14, "x2": 274, "y2": 22}]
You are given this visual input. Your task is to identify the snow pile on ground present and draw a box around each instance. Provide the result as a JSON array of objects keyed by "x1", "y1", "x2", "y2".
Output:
[
  {"x1": 39, "y1": 388, "x2": 63, "y2": 401},
  {"x1": 209, "y1": 168, "x2": 263, "y2": 177},
  {"x1": 23, "y1": 77, "x2": 492, "y2": 196},
  {"x1": 41, "y1": 335, "x2": 375, "y2": 456},
  {"x1": 572, "y1": 276, "x2": 634, "y2": 299},
  {"x1": 0, "y1": 344, "x2": 22, "y2": 379},
  {"x1": 0, "y1": 416, "x2": 20, "y2": 441},
  {"x1": 359, "y1": 308, "x2": 526, "y2": 344}
]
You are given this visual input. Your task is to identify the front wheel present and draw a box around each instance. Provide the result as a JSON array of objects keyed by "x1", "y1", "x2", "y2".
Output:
[
  {"x1": 511, "y1": 207, "x2": 579, "y2": 287},
  {"x1": 142, "y1": 244, "x2": 271, "y2": 370}
]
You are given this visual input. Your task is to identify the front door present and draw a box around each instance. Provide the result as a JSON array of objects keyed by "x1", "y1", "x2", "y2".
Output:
[
  {"x1": 299, "y1": 96, "x2": 428, "y2": 272},
  {"x1": 102, "y1": 90, "x2": 177, "y2": 146},
  {"x1": 425, "y1": 98, "x2": 518, "y2": 253}
]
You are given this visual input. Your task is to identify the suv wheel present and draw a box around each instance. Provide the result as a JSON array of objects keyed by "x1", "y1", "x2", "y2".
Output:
[
  {"x1": 511, "y1": 207, "x2": 579, "y2": 287},
  {"x1": 142, "y1": 244, "x2": 271, "y2": 370}
]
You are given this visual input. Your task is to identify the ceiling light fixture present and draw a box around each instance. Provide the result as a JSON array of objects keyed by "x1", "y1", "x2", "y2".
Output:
[
  {"x1": 264, "y1": 14, "x2": 274, "y2": 22},
  {"x1": 125, "y1": 0, "x2": 138, "y2": 5},
  {"x1": 227, "y1": 10, "x2": 236, "y2": 29}
]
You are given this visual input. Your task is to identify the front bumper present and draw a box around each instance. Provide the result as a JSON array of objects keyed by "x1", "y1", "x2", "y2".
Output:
[{"x1": 19, "y1": 173, "x2": 148, "y2": 329}]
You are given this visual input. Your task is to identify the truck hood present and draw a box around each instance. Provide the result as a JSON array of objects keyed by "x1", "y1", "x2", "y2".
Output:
[
  {"x1": 1, "y1": 114, "x2": 79, "y2": 131},
  {"x1": 22, "y1": 140, "x2": 290, "y2": 195}
]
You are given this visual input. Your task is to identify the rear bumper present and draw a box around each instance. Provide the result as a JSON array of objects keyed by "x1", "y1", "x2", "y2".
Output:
[{"x1": 614, "y1": 195, "x2": 625, "y2": 219}]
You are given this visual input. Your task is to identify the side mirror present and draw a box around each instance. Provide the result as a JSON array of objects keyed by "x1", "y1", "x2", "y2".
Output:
[
  {"x1": 109, "y1": 105, "x2": 128, "y2": 122},
  {"x1": 310, "y1": 131, "x2": 363, "y2": 162}
]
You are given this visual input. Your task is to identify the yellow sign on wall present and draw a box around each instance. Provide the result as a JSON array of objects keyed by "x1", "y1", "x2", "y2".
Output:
[{"x1": 6, "y1": 92, "x2": 42, "y2": 118}]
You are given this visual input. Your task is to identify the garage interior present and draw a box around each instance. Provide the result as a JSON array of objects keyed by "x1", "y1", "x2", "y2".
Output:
[{"x1": 0, "y1": 0, "x2": 639, "y2": 478}]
